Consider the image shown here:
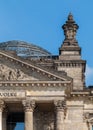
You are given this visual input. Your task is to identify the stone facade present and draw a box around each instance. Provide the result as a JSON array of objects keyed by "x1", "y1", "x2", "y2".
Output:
[{"x1": 0, "y1": 13, "x2": 92, "y2": 130}]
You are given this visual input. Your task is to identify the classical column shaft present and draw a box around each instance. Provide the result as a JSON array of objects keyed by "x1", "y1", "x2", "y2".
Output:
[
  {"x1": 56, "y1": 109, "x2": 64, "y2": 130},
  {"x1": 22, "y1": 100, "x2": 35, "y2": 130},
  {"x1": 0, "y1": 111, "x2": 2, "y2": 130},
  {"x1": 54, "y1": 100, "x2": 66, "y2": 130},
  {"x1": 25, "y1": 110, "x2": 33, "y2": 130},
  {"x1": 0, "y1": 100, "x2": 5, "y2": 130}
]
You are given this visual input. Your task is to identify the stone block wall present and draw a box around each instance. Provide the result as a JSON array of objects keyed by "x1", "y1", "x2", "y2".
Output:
[{"x1": 57, "y1": 64, "x2": 84, "y2": 90}]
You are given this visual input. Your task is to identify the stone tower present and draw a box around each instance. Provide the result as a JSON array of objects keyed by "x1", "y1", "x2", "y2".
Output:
[{"x1": 57, "y1": 13, "x2": 86, "y2": 90}]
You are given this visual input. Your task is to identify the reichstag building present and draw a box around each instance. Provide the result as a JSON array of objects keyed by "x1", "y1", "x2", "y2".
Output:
[{"x1": 0, "y1": 13, "x2": 92, "y2": 130}]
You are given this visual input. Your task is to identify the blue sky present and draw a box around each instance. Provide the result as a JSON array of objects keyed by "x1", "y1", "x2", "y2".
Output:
[
  {"x1": 0, "y1": 0, "x2": 93, "y2": 129},
  {"x1": 0, "y1": 1, "x2": 93, "y2": 63}
]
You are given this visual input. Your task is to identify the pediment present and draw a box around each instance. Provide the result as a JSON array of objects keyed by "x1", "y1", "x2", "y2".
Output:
[
  {"x1": 0, "y1": 63, "x2": 38, "y2": 81},
  {"x1": 0, "y1": 50, "x2": 72, "y2": 82}
]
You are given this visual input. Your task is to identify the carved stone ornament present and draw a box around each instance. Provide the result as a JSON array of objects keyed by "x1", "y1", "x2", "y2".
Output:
[
  {"x1": 62, "y1": 13, "x2": 78, "y2": 40},
  {"x1": 0, "y1": 64, "x2": 37, "y2": 81},
  {"x1": 83, "y1": 112, "x2": 93, "y2": 130},
  {"x1": 22, "y1": 100, "x2": 35, "y2": 112},
  {"x1": 54, "y1": 100, "x2": 66, "y2": 111},
  {"x1": 83, "y1": 112, "x2": 90, "y2": 121},
  {"x1": 0, "y1": 100, "x2": 5, "y2": 112}
]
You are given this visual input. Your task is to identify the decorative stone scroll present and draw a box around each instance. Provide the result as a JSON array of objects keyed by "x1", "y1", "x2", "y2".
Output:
[
  {"x1": 0, "y1": 64, "x2": 37, "y2": 80},
  {"x1": 54, "y1": 100, "x2": 66, "y2": 111},
  {"x1": 22, "y1": 100, "x2": 35, "y2": 112}
]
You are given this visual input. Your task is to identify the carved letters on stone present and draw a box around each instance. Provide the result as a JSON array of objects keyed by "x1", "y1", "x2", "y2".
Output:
[
  {"x1": 0, "y1": 64, "x2": 37, "y2": 80},
  {"x1": 0, "y1": 91, "x2": 25, "y2": 98}
]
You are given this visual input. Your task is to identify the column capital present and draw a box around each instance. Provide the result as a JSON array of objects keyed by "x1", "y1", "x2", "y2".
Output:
[
  {"x1": 0, "y1": 100, "x2": 5, "y2": 112},
  {"x1": 22, "y1": 100, "x2": 35, "y2": 112},
  {"x1": 54, "y1": 100, "x2": 66, "y2": 111}
]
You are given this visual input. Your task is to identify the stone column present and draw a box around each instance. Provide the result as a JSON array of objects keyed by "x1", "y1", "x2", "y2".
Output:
[
  {"x1": 2, "y1": 108, "x2": 7, "y2": 130},
  {"x1": 0, "y1": 100, "x2": 5, "y2": 130},
  {"x1": 22, "y1": 100, "x2": 35, "y2": 130},
  {"x1": 54, "y1": 100, "x2": 66, "y2": 130}
]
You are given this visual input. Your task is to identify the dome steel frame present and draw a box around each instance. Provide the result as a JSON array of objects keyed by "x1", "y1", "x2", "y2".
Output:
[{"x1": 0, "y1": 40, "x2": 51, "y2": 58}]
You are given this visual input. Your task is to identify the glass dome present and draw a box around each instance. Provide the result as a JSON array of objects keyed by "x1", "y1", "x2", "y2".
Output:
[{"x1": 0, "y1": 40, "x2": 51, "y2": 58}]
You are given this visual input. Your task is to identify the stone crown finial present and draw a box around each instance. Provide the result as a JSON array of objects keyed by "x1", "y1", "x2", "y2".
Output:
[
  {"x1": 62, "y1": 13, "x2": 79, "y2": 41},
  {"x1": 59, "y1": 14, "x2": 81, "y2": 60},
  {"x1": 68, "y1": 13, "x2": 74, "y2": 21}
]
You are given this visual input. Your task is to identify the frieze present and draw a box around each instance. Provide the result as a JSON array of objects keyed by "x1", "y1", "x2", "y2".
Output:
[{"x1": 26, "y1": 90, "x2": 65, "y2": 97}]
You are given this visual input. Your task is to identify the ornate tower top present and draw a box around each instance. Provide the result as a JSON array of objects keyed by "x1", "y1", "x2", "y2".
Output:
[
  {"x1": 59, "y1": 13, "x2": 81, "y2": 60},
  {"x1": 62, "y1": 13, "x2": 79, "y2": 45}
]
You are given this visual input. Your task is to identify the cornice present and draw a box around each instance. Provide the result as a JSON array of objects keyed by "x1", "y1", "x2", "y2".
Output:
[
  {"x1": 55, "y1": 60, "x2": 86, "y2": 65},
  {"x1": 55, "y1": 60, "x2": 86, "y2": 72},
  {"x1": 0, "y1": 80, "x2": 71, "y2": 88},
  {"x1": 71, "y1": 91, "x2": 89, "y2": 97}
]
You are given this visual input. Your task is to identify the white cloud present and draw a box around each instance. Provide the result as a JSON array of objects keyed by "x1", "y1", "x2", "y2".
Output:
[{"x1": 85, "y1": 65, "x2": 93, "y2": 86}]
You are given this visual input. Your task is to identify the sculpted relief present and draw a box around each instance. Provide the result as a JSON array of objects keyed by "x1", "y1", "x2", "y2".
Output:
[{"x1": 0, "y1": 64, "x2": 38, "y2": 81}]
